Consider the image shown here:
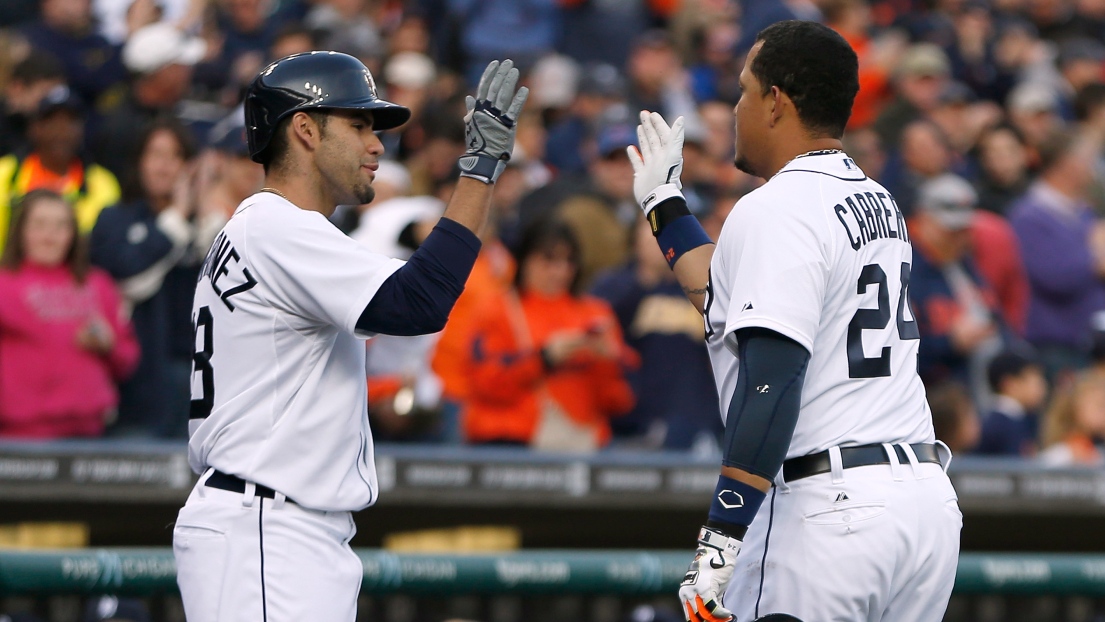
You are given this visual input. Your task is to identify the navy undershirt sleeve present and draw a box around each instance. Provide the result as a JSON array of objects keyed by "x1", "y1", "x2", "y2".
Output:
[
  {"x1": 722, "y1": 327, "x2": 811, "y2": 480},
  {"x1": 356, "y1": 217, "x2": 481, "y2": 336}
]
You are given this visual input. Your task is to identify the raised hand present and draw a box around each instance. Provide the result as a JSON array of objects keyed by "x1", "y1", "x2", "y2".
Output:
[
  {"x1": 627, "y1": 111, "x2": 685, "y2": 216},
  {"x1": 458, "y1": 59, "x2": 530, "y2": 184}
]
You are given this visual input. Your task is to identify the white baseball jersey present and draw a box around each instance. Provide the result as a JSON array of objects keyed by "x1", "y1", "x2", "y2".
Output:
[
  {"x1": 705, "y1": 151, "x2": 934, "y2": 460},
  {"x1": 187, "y1": 192, "x2": 404, "y2": 512}
]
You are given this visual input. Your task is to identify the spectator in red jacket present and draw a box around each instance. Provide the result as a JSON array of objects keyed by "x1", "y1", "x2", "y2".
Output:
[{"x1": 0, "y1": 189, "x2": 139, "y2": 438}]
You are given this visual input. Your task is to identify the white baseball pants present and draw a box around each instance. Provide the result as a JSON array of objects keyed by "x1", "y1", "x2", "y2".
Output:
[
  {"x1": 173, "y1": 470, "x2": 363, "y2": 622},
  {"x1": 725, "y1": 443, "x2": 962, "y2": 622}
]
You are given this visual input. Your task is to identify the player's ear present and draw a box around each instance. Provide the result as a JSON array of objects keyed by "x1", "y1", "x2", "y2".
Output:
[
  {"x1": 769, "y1": 86, "x2": 785, "y2": 128},
  {"x1": 290, "y1": 111, "x2": 322, "y2": 152}
]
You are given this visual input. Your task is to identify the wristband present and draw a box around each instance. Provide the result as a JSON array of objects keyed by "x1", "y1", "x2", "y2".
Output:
[
  {"x1": 706, "y1": 475, "x2": 767, "y2": 540},
  {"x1": 458, "y1": 154, "x2": 505, "y2": 184},
  {"x1": 656, "y1": 215, "x2": 712, "y2": 268},
  {"x1": 648, "y1": 196, "x2": 692, "y2": 235}
]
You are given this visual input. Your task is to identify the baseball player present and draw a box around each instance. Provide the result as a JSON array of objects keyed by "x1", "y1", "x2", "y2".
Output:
[
  {"x1": 172, "y1": 52, "x2": 527, "y2": 621},
  {"x1": 627, "y1": 21, "x2": 961, "y2": 622}
]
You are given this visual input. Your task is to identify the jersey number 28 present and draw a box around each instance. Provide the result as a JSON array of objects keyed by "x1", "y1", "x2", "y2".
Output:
[{"x1": 847, "y1": 262, "x2": 919, "y2": 378}]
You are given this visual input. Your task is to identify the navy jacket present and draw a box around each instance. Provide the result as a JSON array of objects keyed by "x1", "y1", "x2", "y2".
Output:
[
  {"x1": 591, "y1": 264, "x2": 722, "y2": 449},
  {"x1": 90, "y1": 201, "x2": 198, "y2": 437}
]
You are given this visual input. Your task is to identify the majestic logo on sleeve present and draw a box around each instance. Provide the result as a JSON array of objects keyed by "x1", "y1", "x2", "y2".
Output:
[{"x1": 199, "y1": 232, "x2": 258, "y2": 311}]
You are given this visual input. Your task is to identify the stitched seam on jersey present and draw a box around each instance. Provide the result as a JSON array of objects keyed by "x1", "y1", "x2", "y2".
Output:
[
  {"x1": 755, "y1": 486, "x2": 777, "y2": 618},
  {"x1": 346, "y1": 257, "x2": 406, "y2": 336},
  {"x1": 726, "y1": 317, "x2": 813, "y2": 354},
  {"x1": 356, "y1": 428, "x2": 375, "y2": 504},
  {"x1": 815, "y1": 169, "x2": 842, "y2": 283},
  {"x1": 259, "y1": 500, "x2": 268, "y2": 622}
]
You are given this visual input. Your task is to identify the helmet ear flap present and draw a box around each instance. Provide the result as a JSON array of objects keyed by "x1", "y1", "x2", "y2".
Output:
[{"x1": 245, "y1": 93, "x2": 269, "y2": 164}]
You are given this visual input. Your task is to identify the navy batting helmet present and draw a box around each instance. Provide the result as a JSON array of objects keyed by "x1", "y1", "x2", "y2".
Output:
[{"x1": 244, "y1": 51, "x2": 411, "y2": 164}]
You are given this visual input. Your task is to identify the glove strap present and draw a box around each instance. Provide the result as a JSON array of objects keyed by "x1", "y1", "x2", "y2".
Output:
[
  {"x1": 641, "y1": 183, "x2": 684, "y2": 216},
  {"x1": 698, "y1": 526, "x2": 743, "y2": 552},
  {"x1": 458, "y1": 153, "x2": 506, "y2": 184}
]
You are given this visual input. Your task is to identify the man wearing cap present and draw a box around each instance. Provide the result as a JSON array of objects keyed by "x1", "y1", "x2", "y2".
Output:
[
  {"x1": 908, "y1": 173, "x2": 1004, "y2": 390},
  {"x1": 544, "y1": 62, "x2": 628, "y2": 176},
  {"x1": 0, "y1": 52, "x2": 67, "y2": 157},
  {"x1": 872, "y1": 43, "x2": 951, "y2": 149},
  {"x1": 1007, "y1": 81, "x2": 1062, "y2": 151},
  {"x1": 200, "y1": 110, "x2": 264, "y2": 221},
  {"x1": 91, "y1": 22, "x2": 206, "y2": 179},
  {"x1": 0, "y1": 85, "x2": 121, "y2": 252},
  {"x1": 1055, "y1": 38, "x2": 1105, "y2": 121}
]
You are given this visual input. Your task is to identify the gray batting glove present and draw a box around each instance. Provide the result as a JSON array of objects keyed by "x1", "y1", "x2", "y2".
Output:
[
  {"x1": 628, "y1": 111, "x2": 685, "y2": 216},
  {"x1": 679, "y1": 526, "x2": 739, "y2": 622},
  {"x1": 459, "y1": 59, "x2": 530, "y2": 184}
]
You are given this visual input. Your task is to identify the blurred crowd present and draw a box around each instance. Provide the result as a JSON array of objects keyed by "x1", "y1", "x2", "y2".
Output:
[{"x1": 4, "y1": 0, "x2": 1105, "y2": 464}]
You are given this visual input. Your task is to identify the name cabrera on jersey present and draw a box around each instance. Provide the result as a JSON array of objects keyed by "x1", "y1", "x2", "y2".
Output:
[
  {"x1": 705, "y1": 152, "x2": 934, "y2": 460},
  {"x1": 187, "y1": 193, "x2": 405, "y2": 512}
]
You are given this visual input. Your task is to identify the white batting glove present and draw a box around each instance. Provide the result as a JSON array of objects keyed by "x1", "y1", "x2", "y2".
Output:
[
  {"x1": 627, "y1": 111, "x2": 685, "y2": 216},
  {"x1": 679, "y1": 526, "x2": 740, "y2": 622}
]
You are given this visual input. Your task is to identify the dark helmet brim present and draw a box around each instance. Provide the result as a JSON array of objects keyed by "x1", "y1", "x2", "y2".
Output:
[{"x1": 320, "y1": 96, "x2": 412, "y2": 131}]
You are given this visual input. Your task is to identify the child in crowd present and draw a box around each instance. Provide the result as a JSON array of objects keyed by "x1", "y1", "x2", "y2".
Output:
[
  {"x1": 976, "y1": 350, "x2": 1048, "y2": 457},
  {"x1": 1039, "y1": 372, "x2": 1105, "y2": 467},
  {"x1": 0, "y1": 190, "x2": 138, "y2": 438}
]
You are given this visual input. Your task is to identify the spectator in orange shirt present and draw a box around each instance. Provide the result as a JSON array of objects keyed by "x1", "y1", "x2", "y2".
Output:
[{"x1": 463, "y1": 220, "x2": 636, "y2": 451}]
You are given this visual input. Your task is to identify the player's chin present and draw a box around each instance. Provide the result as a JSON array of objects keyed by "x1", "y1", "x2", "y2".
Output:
[
  {"x1": 352, "y1": 183, "x2": 376, "y2": 205},
  {"x1": 733, "y1": 154, "x2": 756, "y2": 177}
]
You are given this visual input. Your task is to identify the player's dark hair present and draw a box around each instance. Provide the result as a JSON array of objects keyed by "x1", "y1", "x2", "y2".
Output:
[
  {"x1": 751, "y1": 20, "x2": 859, "y2": 138},
  {"x1": 264, "y1": 110, "x2": 330, "y2": 173},
  {"x1": 122, "y1": 116, "x2": 198, "y2": 203},
  {"x1": 1, "y1": 189, "x2": 88, "y2": 283},
  {"x1": 513, "y1": 219, "x2": 583, "y2": 295}
]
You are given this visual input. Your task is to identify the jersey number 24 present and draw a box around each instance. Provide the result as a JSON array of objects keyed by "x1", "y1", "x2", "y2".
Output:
[{"x1": 847, "y1": 262, "x2": 919, "y2": 379}]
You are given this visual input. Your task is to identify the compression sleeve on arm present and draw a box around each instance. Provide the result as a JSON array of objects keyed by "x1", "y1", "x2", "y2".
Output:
[
  {"x1": 355, "y1": 217, "x2": 481, "y2": 336},
  {"x1": 721, "y1": 327, "x2": 811, "y2": 481}
]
